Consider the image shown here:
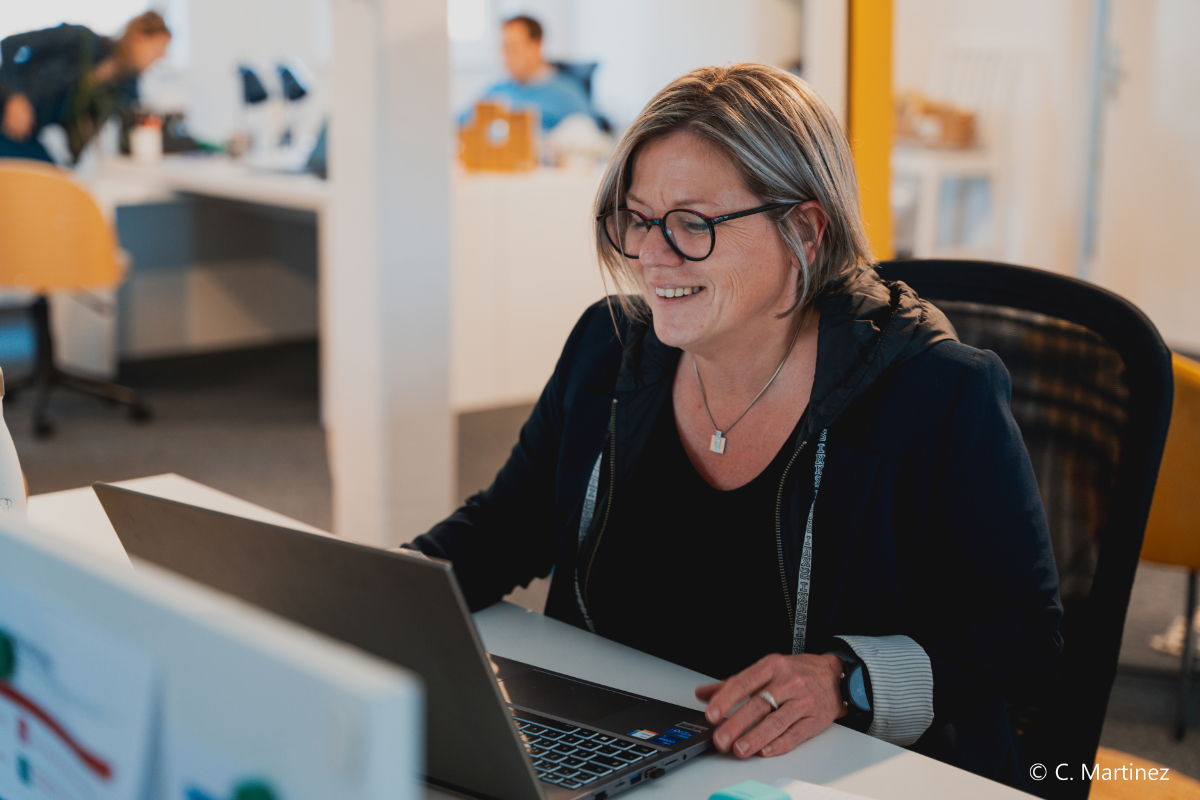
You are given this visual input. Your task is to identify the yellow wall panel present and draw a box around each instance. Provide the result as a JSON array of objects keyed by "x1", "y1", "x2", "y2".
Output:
[{"x1": 848, "y1": 0, "x2": 894, "y2": 260}]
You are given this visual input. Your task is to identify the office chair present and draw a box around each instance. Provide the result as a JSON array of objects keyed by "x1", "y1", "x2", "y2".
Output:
[
  {"x1": 0, "y1": 159, "x2": 151, "y2": 437},
  {"x1": 549, "y1": 60, "x2": 612, "y2": 133},
  {"x1": 1140, "y1": 353, "x2": 1200, "y2": 741},
  {"x1": 875, "y1": 259, "x2": 1173, "y2": 800}
]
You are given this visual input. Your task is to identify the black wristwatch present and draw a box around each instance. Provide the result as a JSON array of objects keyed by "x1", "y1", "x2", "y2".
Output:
[{"x1": 829, "y1": 649, "x2": 872, "y2": 720}]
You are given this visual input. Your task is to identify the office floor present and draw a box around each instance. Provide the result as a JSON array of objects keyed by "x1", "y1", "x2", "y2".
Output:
[{"x1": 5, "y1": 340, "x2": 1197, "y2": 781}]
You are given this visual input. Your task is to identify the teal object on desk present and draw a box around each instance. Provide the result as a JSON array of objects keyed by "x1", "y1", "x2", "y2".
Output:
[{"x1": 710, "y1": 780, "x2": 790, "y2": 800}]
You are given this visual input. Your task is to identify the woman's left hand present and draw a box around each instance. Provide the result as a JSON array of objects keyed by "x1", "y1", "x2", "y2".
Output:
[{"x1": 695, "y1": 652, "x2": 846, "y2": 758}]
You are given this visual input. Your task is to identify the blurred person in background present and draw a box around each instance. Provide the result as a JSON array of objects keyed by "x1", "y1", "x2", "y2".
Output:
[
  {"x1": 472, "y1": 14, "x2": 591, "y2": 131},
  {"x1": 0, "y1": 11, "x2": 170, "y2": 164}
]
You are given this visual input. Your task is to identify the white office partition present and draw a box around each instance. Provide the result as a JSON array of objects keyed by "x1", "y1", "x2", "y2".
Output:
[{"x1": 0, "y1": 519, "x2": 422, "y2": 800}]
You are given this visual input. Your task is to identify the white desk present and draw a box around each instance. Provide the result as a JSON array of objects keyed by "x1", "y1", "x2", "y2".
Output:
[
  {"x1": 79, "y1": 156, "x2": 606, "y2": 412},
  {"x1": 28, "y1": 474, "x2": 1031, "y2": 800}
]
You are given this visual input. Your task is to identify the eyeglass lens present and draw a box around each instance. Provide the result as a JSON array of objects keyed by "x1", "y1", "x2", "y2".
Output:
[{"x1": 605, "y1": 210, "x2": 714, "y2": 260}]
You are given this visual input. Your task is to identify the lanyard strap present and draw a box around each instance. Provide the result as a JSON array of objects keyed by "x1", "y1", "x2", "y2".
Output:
[
  {"x1": 573, "y1": 452, "x2": 604, "y2": 633},
  {"x1": 791, "y1": 428, "x2": 827, "y2": 654},
  {"x1": 574, "y1": 426, "x2": 827, "y2": 649}
]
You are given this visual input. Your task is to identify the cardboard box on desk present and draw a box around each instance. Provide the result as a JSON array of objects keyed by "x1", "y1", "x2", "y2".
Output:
[
  {"x1": 460, "y1": 101, "x2": 538, "y2": 172},
  {"x1": 895, "y1": 91, "x2": 976, "y2": 149}
]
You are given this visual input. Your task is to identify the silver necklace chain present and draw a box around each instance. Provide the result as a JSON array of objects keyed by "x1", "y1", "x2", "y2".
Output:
[{"x1": 691, "y1": 317, "x2": 805, "y2": 454}]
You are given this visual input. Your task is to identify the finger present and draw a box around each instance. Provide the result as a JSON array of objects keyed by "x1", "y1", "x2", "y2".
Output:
[
  {"x1": 704, "y1": 656, "x2": 781, "y2": 724},
  {"x1": 759, "y1": 713, "x2": 829, "y2": 757},
  {"x1": 694, "y1": 681, "x2": 723, "y2": 701},
  {"x1": 714, "y1": 689, "x2": 796, "y2": 755},
  {"x1": 729, "y1": 693, "x2": 813, "y2": 758}
]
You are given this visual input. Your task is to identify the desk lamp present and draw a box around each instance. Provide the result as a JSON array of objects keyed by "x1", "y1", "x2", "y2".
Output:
[
  {"x1": 277, "y1": 64, "x2": 308, "y2": 147},
  {"x1": 231, "y1": 64, "x2": 269, "y2": 156},
  {"x1": 239, "y1": 65, "x2": 270, "y2": 105}
]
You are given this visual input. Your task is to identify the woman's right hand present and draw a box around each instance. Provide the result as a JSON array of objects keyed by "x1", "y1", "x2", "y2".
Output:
[{"x1": 2, "y1": 94, "x2": 35, "y2": 141}]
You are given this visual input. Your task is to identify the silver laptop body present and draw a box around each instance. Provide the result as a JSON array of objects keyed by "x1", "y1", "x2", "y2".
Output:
[{"x1": 95, "y1": 484, "x2": 713, "y2": 800}]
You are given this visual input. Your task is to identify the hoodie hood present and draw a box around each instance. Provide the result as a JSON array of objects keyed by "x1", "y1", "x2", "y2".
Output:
[{"x1": 802, "y1": 264, "x2": 958, "y2": 440}]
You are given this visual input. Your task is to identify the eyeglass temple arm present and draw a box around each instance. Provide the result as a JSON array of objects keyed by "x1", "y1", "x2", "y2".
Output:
[{"x1": 711, "y1": 201, "x2": 800, "y2": 224}]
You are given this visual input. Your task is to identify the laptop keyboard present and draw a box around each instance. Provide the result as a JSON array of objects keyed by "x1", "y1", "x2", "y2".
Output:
[{"x1": 514, "y1": 717, "x2": 661, "y2": 790}]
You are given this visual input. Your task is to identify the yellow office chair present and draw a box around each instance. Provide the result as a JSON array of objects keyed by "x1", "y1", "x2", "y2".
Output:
[
  {"x1": 1141, "y1": 353, "x2": 1200, "y2": 740},
  {"x1": 0, "y1": 158, "x2": 151, "y2": 437}
]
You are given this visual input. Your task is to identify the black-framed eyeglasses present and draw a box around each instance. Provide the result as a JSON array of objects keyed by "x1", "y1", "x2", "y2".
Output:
[{"x1": 597, "y1": 202, "x2": 798, "y2": 262}]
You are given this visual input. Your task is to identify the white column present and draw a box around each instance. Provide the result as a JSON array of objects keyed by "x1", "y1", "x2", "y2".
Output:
[
  {"x1": 327, "y1": 0, "x2": 453, "y2": 547},
  {"x1": 802, "y1": 0, "x2": 850, "y2": 129}
]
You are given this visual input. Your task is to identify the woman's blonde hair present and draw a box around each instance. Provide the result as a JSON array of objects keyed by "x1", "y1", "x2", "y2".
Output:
[
  {"x1": 593, "y1": 63, "x2": 871, "y2": 320},
  {"x1": 114, "y1": 11, "x2": 171, "y2": 67}
]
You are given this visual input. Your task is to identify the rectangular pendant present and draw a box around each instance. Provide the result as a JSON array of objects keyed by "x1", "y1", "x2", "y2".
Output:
[{"x1": 710, "y1": 431, "x2": 726, "y2": 454}]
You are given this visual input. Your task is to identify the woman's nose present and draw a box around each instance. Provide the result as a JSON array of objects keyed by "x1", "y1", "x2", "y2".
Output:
[{"x1": 638, "y1": 223, "x2": 684, "y2": 267}]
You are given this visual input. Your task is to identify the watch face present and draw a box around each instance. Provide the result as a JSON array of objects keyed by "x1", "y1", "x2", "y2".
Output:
[{"x1": 849, "y1": 667, "x2": 870, "y2": 711}]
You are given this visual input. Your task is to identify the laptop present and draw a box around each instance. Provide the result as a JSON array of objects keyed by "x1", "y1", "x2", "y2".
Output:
[{"x1": 94, "y1": 484, "x2": 714, "y2": 800}]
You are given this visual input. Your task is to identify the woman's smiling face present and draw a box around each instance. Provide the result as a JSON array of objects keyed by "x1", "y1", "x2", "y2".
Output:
[{"x1": 625, "y1": 131, "x2": 800, "y2": 356}]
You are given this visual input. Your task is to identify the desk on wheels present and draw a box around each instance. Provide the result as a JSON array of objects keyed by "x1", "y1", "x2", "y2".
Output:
[{"x1": 28, "y1": 474, "x2": 1033, "y2": 800}]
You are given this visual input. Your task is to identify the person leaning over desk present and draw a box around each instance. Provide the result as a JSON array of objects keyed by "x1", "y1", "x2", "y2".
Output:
[
  {"x1": 409, "y1": 63, "x2": 1062, "y2": 790},
  {"x1": 0, "y1": 11, "x2": 170, "y2": 164}
]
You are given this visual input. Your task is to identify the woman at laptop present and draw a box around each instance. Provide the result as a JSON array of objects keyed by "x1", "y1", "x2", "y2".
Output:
[{"x1": 409, "y1": 63, "x2": 1061, "y2": 789}]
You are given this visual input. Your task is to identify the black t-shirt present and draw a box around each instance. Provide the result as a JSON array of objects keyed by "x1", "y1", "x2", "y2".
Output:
[{"x1": 585, "y1": 396, "x2": 805, "y2": 680}]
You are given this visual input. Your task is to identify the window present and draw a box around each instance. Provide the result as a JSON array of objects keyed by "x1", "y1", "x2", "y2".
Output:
[{"x1": 0, "y1": 0, "x2": 152, "y2": 43}]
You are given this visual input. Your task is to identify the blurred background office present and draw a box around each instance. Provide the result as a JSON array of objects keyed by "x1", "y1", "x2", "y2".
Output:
[{"x1": 0, "y1": 0, "x2": 1196, "y2": 790}]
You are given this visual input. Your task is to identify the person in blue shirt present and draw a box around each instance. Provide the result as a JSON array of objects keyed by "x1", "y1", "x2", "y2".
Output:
[{"x1": 474, "y1": 15, "x2": 591, "y2": 131}]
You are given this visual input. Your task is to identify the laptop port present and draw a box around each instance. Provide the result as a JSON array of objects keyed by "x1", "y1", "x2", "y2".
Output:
[
  {"x1": 630, "y1": 774, "x2": 642, "y2": 786},
  {"x1": 595, "y1": 793, "x2": 608, "y2": 800}
]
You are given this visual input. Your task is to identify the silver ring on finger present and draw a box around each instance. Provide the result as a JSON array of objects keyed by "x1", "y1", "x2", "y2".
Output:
[{"x1": 757, "y1": 689, "x2": 779, "y2": 711}]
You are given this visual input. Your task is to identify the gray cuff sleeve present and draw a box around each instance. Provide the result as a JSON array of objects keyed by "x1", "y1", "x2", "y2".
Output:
[{"x1": 834, "y1": 634, "x2": 934, "y2": 747}]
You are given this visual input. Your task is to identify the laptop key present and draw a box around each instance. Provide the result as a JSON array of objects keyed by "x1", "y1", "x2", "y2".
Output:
[
  {"x1": 592, "y1": 734, "x2": 617, "y2": 744},
  {"x1": 540, "y1": 752, "x2": 567, "y2": 763},
  {"x1": 578, "y1": 763, "x2": 614, "y2": 777},
  {"x1": 560, "y1": 735, "x2": 584, "y2": 745},
  {"x1": 631, "y1": 745, "x2": 658, "y2": 757},
  {"x1": 575, "y1": 773, "x2": 599, "y2": 785},
  {"x1": 590, "y1": 755, "x2": 626, "y2": 770},
  {"x1": 528, "y1": 747, "x2": 546, "y2": 757},
  {"x1": 614, "y1": 751, "x2": 641, "y2": 763},
  {"x1": 561, "y1": 757, "x2": 586, "y2": 768},
  {"x1": 611, "y1": 740, "x2": 636, "y2": 750},
  {"x1": 523, "y1": 724, "x2": 546, "y2": 735},
  {"x1": 594, "y1": 745, "x2": 621, "y2": 757},
  {"x1": 555, "y1": 768, "x2": 581, "y2": 779},
  {"x1": 560, "y1": 780, "x2": 584, "y2": 789},
  {"x1": 551, "y1": 743, "x2": 576, "y2": 755},
  {"x1": 540, "y1": 775, "x2": 564, "y2": 785}
]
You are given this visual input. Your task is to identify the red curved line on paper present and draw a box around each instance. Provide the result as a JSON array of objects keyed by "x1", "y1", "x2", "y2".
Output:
[{"x1": 0, "y1": 682, "x2": 112, "y2": 780}]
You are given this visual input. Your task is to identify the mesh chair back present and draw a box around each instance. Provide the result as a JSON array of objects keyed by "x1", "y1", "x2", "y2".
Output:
[
  {"x1": 0, "y1": 158, "x2": 123, "y2": 291},
  {"x1": 876, "y1": 259, "x2": 1173, "y2": 800}
]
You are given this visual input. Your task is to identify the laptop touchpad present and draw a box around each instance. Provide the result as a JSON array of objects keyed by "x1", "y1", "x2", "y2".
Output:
[{"x1": 499, "y1": 670, "x2": 643, "y2": 723}]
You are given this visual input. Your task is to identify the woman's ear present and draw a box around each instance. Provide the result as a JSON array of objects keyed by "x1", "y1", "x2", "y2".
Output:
[{"x1": 794, "y1": 200, "x2": 830, "y2": 268}]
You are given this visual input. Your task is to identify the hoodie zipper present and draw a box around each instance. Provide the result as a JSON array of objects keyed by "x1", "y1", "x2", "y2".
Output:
[
  {"x1": 584, "y1": 398, "x2": 619, "y2": 608},
  {"x1": 775, "y1": 437, "x2": 808, "y2": 632}
]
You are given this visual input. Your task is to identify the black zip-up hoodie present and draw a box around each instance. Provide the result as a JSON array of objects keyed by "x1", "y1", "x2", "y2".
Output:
[{"x1": 413, "y1": 265, "x2": 1062, "y2": 788}]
